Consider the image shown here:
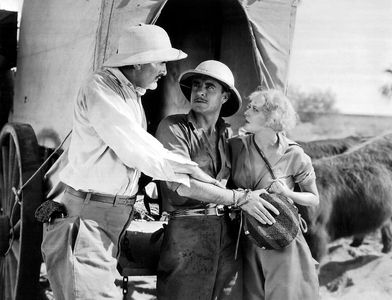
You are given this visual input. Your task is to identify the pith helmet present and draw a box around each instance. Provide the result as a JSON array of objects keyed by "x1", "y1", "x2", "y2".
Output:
[
  {"x1": 179, "y1": 60, "x2": 242, "y2": 117},
  {"x1": 103, "y1": 24, "x2": 187, "y2": 67}
]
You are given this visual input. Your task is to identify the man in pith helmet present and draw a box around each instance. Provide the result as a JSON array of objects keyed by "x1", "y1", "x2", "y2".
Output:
[
  {"x1": 156, "y1": 60, "x2": 278, "y2": 300},
  {"x1": 41, "y1": 24, "x2": 210, "y2": 300}
]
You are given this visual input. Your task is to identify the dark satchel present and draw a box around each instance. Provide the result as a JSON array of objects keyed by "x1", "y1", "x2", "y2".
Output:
[
  {"x1": 242, "y1": 136, "x2": 306, "y2": 250},
  {"x1": 243, "y1": 193, "x2": 301, "y2": 250}
]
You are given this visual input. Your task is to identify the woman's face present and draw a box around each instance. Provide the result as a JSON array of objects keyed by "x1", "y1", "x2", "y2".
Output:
[{"x1": 243, "y1": 96, "x2": 268, "y2": 133}]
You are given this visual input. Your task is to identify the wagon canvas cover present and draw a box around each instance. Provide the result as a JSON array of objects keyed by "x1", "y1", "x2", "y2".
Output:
[{"x1": 13, "y1": 0, "x2": 298, "y2": 143}]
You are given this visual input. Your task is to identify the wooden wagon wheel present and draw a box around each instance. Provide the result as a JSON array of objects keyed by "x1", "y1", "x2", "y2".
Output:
[{"x1": 0, "y1": 123, "x2": 43, "y2": 300}]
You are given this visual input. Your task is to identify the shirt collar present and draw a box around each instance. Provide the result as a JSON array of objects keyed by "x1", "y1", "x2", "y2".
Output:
[
  {"x1": 276, "y1": 132, "x2": 290, "y2": 156},
  {"x1": 185, "y1": 110, "x2": 228, "y2": 136},
  {"x1": 105, "y1": 67, "x2": 147, "y2": 96}
]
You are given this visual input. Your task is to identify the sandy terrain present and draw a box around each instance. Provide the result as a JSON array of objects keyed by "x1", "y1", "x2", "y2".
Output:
[
  {"x1": 41, "y1": 201, "x2": 392, "y2": 299},
  {"x1": 318, "y1": 233, "x2": 392, "y2": 300},
  {"x1": 123, "y1": 232, "x2": 392, "y2": 300}
]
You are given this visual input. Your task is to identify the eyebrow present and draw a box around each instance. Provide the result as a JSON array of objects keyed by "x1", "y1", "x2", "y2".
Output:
[{"x1": 205, "y1": 81, "x2": 217, "y2": 88}]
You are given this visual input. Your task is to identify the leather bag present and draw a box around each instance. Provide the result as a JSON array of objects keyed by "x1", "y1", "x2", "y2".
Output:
[{"x1": 243, "y1": 193, "x2": 300, "y2": 250}]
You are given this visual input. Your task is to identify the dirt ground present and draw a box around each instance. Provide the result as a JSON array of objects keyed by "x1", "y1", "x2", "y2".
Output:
[
  {"x1": 41, "y1": 235, "x2": 392, "y2": 300},
  {"x1": 120, "y1": 232, "x2": 392, "y2": 300},
  {"x1": 40, "y1": 201, "x2": 392, "y2": 300},
  {"x1": 317, "y1": 232, "x2": 392, "y2": 300},
  {"x1": 40, "y1": 225, "x2": 392, "y2": 300},
  {"x1": 38, "y1": 198, "x2": 391, "y2": 298}
]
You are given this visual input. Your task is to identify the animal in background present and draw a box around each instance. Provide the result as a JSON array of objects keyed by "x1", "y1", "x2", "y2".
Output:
[
  {"x1": 297, "y1": 133, "x2": 392, "y2": 260},
  {"x1": 298, "y1": 135, "x2": 392, "y2": 251},
  {"x1": 298, "y1": 135, "x2": 369, "y2": 159}
]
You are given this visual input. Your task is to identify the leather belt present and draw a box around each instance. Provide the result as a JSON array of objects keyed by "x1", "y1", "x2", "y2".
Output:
[
  {"x1": 169, "y1": 205, "x2": 226, "y2": 218},
  {"x1": 65, "y1": 186, "x2": 136, "y2": 206}
]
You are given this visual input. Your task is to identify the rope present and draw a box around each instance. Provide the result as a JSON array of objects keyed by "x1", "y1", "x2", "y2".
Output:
[{"x1": 14, "y1": 130, "x2": 72, "y2": 196}]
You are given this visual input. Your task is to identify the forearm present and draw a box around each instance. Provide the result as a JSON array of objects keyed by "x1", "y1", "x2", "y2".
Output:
[
  {"x1": 176, "y1": 178, "x2": 234, "y2": 206},
  {"x1": 286, "y1": 190, "x2": 319, "y2": 207},
  {"x1": 271, "y1": 179, "x2": 319, "y2": 207}
]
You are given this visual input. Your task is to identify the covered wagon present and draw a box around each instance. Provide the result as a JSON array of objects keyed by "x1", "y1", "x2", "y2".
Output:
[{"x1": 0, "y1": 0, "x2": 298, "y2": 299}]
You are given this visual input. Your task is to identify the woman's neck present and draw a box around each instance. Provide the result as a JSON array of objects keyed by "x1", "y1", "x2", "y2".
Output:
[{"x1": 253, "y1": 128, "x2": 278, "y2": 150}]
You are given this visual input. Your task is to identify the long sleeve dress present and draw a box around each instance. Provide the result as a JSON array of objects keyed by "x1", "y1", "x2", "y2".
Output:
[{"x1": 229, "y1": 133, "x2": 319, "y2": 300}]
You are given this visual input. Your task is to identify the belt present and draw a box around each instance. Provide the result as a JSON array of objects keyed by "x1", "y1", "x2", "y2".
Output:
[
  {"x1": 169, "y1": 206, "x2": 226, "y2": 218},
  {"x1": 65, "y1": 186, "x2": 136, "y2": 206}
]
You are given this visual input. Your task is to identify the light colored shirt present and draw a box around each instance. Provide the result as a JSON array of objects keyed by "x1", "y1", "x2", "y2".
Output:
[{"x1": 59, "y1": 67, "x2": 193, "y2": 196}]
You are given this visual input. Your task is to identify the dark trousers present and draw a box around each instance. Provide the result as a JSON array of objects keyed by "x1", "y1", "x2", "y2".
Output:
[{"x1": 157, "y1": 215, "x2": 242, "y2": 300}]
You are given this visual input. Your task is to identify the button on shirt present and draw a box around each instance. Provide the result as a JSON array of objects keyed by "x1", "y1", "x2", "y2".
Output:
[
  {"x1": 59, "y1": 67, "x2": 192, "y2": 197},
  {"x1": 156, "y1": 112, "x2": 231, "y2": 212}
]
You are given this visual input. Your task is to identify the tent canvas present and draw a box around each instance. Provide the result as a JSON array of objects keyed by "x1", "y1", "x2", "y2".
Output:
[{"x1": 12, "y1": 0, "x2": 298, "y2": 145}]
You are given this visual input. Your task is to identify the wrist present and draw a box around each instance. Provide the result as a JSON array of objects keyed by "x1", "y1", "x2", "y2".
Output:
[
  {"x1": 284, "y1": 189, "x2": 294, "y2": 198},
  {"x1": 231, "y1": 189, "x2": 240, "y2": 207},
  {"x1": 236, "y1": 189, "x2": 251, "y2": 207}
]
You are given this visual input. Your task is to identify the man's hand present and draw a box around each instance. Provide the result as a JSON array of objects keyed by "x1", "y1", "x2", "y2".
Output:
[
  {"x1": 239, "y1": 189, "x2": 280, "y2": 225},
  {"x1": 185, "y1": 166, "x2": 226, "y2": 188}
]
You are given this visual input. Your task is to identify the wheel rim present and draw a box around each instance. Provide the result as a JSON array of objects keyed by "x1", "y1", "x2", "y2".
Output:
[
  {"x1": 0, "y1": 215, "x2": 11, "y2": 257},
  {"x1": 0, "y1": 123, "x2": 43, "y2": 300}
]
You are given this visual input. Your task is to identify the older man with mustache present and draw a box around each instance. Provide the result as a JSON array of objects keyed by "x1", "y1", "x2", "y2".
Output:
[{"x1": 40, "y1": 24, "x2": 210, "y2": 300}]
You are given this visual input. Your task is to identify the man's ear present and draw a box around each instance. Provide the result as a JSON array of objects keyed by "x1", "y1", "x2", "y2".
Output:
[
  {"x1": 222, "y1": 92, "x2": 230, "y2": 103},
  {"x1": 134, "y1": 64, "x2": 142, "y2": 70}
]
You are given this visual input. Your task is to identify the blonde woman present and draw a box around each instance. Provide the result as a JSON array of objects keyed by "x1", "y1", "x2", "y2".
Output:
[{"x1": 229, "y1": 89, "x2": 320, "y2": 300}]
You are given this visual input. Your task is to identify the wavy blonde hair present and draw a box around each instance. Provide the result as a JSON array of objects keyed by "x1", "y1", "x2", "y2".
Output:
[{"x1": 248, "y1": 89, "x2": 298, "y2": 133}]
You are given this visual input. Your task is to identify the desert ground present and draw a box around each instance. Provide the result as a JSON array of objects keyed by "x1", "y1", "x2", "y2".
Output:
[
  {"x1": 40, "y1": 202, "x2": 392, "y2": 300},
  {"x1": 120, "y1": 231, "x2": 392, "y2": 300}
]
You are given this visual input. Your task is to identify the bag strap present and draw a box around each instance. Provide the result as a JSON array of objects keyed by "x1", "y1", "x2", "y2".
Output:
[
  {"x1": 252, "y1": 134, "x2": 277, "y2": 180},
  {"x1": 252, "y1": 135, "x2": 309, "y2": 233}
]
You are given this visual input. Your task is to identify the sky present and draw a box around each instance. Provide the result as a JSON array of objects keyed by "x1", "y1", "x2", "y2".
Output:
[{"x1": 288, "y1": 0, "x2": 392, "y2": 116}]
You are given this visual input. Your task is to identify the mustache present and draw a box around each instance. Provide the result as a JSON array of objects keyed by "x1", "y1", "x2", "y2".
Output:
[{"x1": 156, "y1": 73, "x2": 165, "y2": 80}]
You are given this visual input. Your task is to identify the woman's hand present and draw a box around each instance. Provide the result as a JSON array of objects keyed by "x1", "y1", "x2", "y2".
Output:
[{"x1": 269, "y1": 179, "x2": 290, "y2": 197}]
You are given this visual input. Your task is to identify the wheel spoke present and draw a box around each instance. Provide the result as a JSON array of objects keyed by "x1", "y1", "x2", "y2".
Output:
[
  {"x1": 7, "y1": 241, "x2": 19, "y2": 299},
  {"x1": 11, "y1": 219, "x2": 21, "y2": 240},
  {"x1": 0, "y1": 256, "x2": 6, "y2": 299},
  {"x1": 0, "y1": 124, "x2": 43, "y2": 300},
  {"x1": 0, "y1": 240, "x2": 19, "y2": 300},
  {"x1": 2, "y1": 145, "x2": 9, "y2": 213},
  {"x1": 8, "y1": 135, "x2": 15, "y2": 196},
  {"x1": 10, "y1": 138, "x2": 19, "y2": 194}
]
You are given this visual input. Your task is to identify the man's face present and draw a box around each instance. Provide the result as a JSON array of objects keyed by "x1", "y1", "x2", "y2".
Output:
[
  {"x1": 190, "y1": 76, "x2": 229, "y2": 116},
  {"x1": 138, "y1": 62, "x2": 167, "y2": 90}
]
